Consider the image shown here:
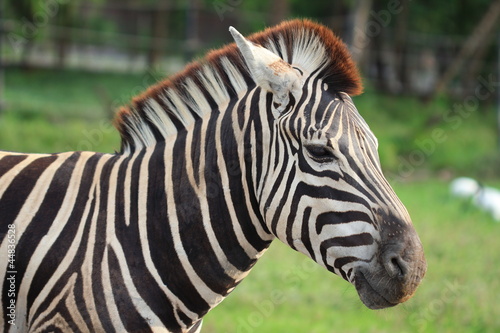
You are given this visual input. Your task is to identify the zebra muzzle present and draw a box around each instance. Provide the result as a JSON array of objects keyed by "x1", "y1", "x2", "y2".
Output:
[{"x1": 354, "y1": 234, "x2": 427, "y2": 309}]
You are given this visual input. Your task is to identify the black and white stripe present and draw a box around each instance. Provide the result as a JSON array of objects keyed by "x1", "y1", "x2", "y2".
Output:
[{"x1": 0, "y1": 20, "x2": 425, "y2": 332}]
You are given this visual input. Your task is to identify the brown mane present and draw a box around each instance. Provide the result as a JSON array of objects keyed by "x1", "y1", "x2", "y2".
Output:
[{"x1": 114, "y1": 19, "x2": 362, "y2": 153}]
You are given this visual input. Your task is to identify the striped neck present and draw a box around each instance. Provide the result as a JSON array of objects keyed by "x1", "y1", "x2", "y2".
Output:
[{"x1": 109, "y1": 115, "x2": 274, "y2": 324}]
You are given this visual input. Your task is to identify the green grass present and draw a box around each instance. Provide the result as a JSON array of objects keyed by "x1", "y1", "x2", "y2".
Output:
[
  {"x1": 2, "y1": 68, "x2": 500, "y2": 332},
  {"x1": 0, "y1": 110, "x2": 120, "y2": 153},
  {"x1": 2, "y1": 67, "x2": 165, "y2": 153},
  {"x1": 352, "y1": 90, "x2": 500, "y2": 178}
]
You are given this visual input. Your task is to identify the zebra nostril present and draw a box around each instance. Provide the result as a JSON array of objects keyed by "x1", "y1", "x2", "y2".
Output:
[
  {"x1": 384, "y1": 255, "x2": 406, "y2": 279},
  {"x1": 392, "y1": 258, "x2": 404, "y2": 277}
]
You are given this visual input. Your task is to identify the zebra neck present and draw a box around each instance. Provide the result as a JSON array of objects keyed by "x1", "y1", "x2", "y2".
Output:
[{"x1": 111, "y1": 134, "x2": 273, "y2": 319}]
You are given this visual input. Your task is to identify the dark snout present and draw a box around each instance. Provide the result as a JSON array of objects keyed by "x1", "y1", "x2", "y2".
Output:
[{"x1": 354, "y1": 225, "x2": 427, "y2": 309}]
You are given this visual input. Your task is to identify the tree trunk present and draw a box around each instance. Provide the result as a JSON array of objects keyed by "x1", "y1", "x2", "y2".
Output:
[
  {"x1": 327, "y1": 1, "x2": 349, "y2": 37},
  {"x1": 55, "y1": 30, "x2": 70, "y2": 69},
  {"x1": 372, "y1": 31, "x2": 389, "y2": 92},
  {"x1": 435, "y1": 0, "x2": 500, "y2": 95},
  {"x1": 147, "y1": 3, "x2": 169, "y2": 69},
  {"x1": 20, "y1": 40, "x2": 34, "y2": 68},
  {"x1": 461, "y1": 30, "x2": 496, "y2": 100},
  {"x1": 394, "y1": 0, "x2": 410, "y2": 93},
  {"x1": 185, "y1": 0, "x2": 199, "y2": 61},
  {"x1": 268, "y1": 0, "x2": 290, "y2": 26},
  {"x1": 348, "y1": 0, "x2": 373, "y2": 65},
  {"x1": 54, "y1": 4, "x2": 73, "y2": 69}
]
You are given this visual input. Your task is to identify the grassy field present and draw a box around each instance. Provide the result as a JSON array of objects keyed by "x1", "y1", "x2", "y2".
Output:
[
  {"x1": 2, "y1": 68, "x2": 500, "y2": 332},
  {"x1": 2, "y1": 67, "x2": 156, "y2": 153}
]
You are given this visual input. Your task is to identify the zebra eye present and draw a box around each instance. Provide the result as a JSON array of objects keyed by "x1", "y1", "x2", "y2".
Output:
[{"x1": 305, "y1": 144, "x2": 337, "y2": 163}]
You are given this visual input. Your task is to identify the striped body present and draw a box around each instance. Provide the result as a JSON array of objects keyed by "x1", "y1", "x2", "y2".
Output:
[
  {"x1": 0, "y1": 20, "x2": 426, "y2": 332},
  {"x1": 0, "y1": 136, "x2": 269, "y2": 332}
]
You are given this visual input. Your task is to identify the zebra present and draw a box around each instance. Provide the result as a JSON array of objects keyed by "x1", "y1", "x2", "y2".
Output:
[{"x1": 0, "y1": 19, "x2": 426, "y2": 332}]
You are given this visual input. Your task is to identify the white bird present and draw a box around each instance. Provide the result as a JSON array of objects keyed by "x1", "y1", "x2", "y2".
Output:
[{"x1": 450, "y1": 177, "x2": 500, "y2": 221}]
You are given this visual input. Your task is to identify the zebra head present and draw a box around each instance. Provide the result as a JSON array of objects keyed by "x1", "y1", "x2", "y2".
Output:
[{"x1": 231, "y1": 23, "x2": 426, "y2": 309}]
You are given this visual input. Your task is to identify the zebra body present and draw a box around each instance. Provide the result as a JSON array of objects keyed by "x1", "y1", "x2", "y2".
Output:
[
  {"x1": 0, "y1": 143, "x2": 266, "y2": 332},
  {"x1": 0, "y1": 20, "x2": 426, "y2": 332}
]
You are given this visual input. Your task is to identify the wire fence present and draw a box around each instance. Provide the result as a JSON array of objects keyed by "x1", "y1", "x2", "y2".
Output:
[{"x1": 1, "y1": 1, "x2": 499, "y2": 99}]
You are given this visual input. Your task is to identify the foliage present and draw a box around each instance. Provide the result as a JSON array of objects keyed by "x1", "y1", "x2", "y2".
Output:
[
  {"x1": 4, "y1": 0, "x2": 498, "y2": 94},
  {"x1": 408, "y1": 0, "x2": 495, "y2": 35},
  {"x1": 6, "y1": 0, "x2": 496, "y2": 40}
]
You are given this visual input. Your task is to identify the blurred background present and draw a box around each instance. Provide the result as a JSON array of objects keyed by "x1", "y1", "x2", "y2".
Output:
[{"x1": 1, "y1": 0, "x2": 500, "y2": 332}]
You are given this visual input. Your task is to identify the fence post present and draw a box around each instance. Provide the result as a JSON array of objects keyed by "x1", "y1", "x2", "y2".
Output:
[{"x1": 185, "y1": 0, "x2": 199, "y2": 61}]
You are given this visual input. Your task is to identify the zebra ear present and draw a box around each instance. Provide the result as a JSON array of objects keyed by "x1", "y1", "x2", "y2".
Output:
[{"x1": 229, "y1": 26, "x2": 302, "y2": 116}]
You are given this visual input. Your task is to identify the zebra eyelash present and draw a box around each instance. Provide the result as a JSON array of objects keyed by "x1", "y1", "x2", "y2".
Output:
[{"x1": 304, "y1": 144, "x2": 338, "y2": 164}]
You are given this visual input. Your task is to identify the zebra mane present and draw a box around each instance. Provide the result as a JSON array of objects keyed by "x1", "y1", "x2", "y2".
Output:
[{"x1": 114, "y1": 19, "x2": 362, "y2": 154}]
